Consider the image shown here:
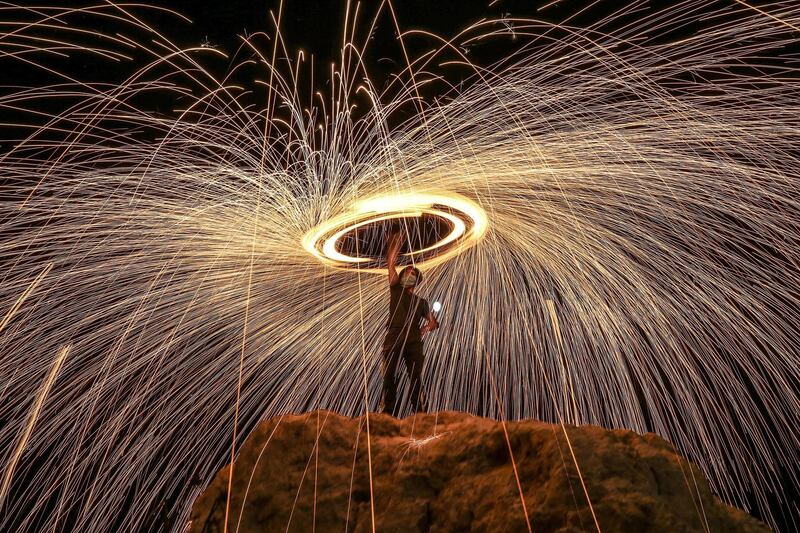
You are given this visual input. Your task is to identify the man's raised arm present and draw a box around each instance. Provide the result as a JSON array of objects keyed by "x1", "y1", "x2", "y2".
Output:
[{"x1": 387, "y1": 227, "x2": 401, "y2": 286}]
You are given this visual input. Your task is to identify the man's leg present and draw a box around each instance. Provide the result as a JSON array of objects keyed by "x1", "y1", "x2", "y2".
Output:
[
  {"x1": 381, "y1": 338, "x2": 402, "y2": 415},
  {"x1": 403, "y1": 342, "x2": 427, "y2": 413}
]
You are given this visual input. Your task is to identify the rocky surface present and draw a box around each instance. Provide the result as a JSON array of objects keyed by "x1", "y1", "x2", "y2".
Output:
[{"x1": 189, "y1": 410, "x2": 768, "y2": 532}]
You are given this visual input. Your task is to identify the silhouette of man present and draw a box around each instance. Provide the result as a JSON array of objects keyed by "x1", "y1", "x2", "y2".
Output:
[{"x1": 381, "y1": 227, "x2": 439, "y2": 415}]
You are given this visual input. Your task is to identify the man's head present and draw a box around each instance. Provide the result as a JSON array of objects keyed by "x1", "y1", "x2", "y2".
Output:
[{"x1": 399, "y1": 266, "x2": 422, "y2": 289}]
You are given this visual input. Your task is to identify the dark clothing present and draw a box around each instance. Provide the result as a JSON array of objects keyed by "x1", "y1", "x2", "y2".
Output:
[
  {"x1": 382, "y1": 337, "x2": 426, "y2": 416},
  {"x1": 382, "y1": 281, "x2": 430, "y2": 415},
  {"x1": 386, "y1": 282, "x2": 429, "y2": 343}
]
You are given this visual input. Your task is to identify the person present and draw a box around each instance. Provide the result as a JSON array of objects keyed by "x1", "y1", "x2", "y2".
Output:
[{"x1": 381, "y1": 227, "x2": 439, "y2": 416}]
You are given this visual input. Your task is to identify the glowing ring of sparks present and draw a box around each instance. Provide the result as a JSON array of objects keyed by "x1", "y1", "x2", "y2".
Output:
[{"x1": 302, "y1": 192, "x2": 488, "y2": 272}]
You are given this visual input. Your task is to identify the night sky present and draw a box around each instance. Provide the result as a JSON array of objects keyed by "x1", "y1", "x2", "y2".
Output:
[{"x1": 1, "y1": 0, "x2": 723, "y2": 145}]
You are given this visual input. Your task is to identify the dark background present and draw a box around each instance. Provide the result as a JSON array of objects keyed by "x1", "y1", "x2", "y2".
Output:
[
  {"x1": 1, "y1": 0, "x2": 798, "y2": 531},
  {"x1": 6, "y1": 0, "x2": 771, "y2": 148}
]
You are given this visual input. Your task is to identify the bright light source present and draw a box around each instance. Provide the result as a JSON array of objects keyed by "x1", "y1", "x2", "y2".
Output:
[
  {"x1": 302, "y1": 191, "x2": 487, "y2": 272},
  {"x1": 432, "y1": 301, "x2": 442, "y2": 313}
]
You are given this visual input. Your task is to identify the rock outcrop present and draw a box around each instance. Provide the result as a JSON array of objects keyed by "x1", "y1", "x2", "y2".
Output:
[{"x1": 189, "y1": 411, "x2": 767, "y2": 532}]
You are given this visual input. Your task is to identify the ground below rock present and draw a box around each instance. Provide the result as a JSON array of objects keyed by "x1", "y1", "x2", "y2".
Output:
[{"x1": 189, "y1": 410, "x2": 767, "y2": 532}]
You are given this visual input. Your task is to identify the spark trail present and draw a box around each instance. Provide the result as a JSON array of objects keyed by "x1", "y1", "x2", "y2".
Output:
[{"x1": 0, "y1": 1, "x2": 799, "y2": 531}]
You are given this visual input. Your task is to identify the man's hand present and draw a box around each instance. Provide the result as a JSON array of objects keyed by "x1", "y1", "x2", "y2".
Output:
[
  {"x1": 387, "y1": 226, "x2": 402, "y2": 285},
  {"x1": 388, "y1": 230, "x2": 401, "y2": 254},
  {"x1": 421, "y1": 313, "x2": 439, "y2": 338}
]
